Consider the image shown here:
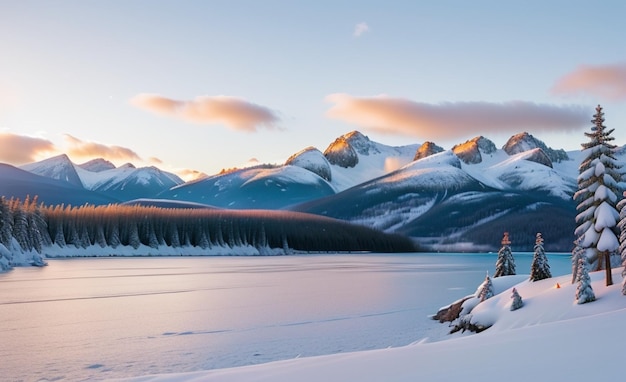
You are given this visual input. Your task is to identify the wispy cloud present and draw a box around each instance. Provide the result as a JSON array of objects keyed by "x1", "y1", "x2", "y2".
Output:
[
  {"x1": 552, "y1": 63, "x2": 626, "y2": 100},
  {"x1": 353, "y1": 22, "x2": 369, "y2": 37},
  {"x1": 0, "y1": 132, "x2": 56, "y2": 164},
  {"x1": 64, "y1": 135, "x2": 142, "y2": 162},
  {"x1": 325, "y1": 94, "x2": 589, "y2": 140},
  {"x1": 129, "y1": 94, "x2": 280, "y2": 132}
]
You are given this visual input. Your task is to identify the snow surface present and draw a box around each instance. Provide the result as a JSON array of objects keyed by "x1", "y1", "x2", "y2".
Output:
[{"x1": 117, "y1": 268, "x2": 626, "y2": 382}]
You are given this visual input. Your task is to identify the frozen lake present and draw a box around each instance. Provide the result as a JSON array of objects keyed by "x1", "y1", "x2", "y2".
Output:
[{"x1": 0, "y1": 253, "x2": 572, "y2": 380}]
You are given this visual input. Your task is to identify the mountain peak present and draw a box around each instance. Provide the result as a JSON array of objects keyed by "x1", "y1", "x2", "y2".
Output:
[
  {"x1": 414, "y1": 141, "x2": 444, "y2": 161},
  {"x1": 20, "y1": 154, "x2": 84, "y2": 188},
  {"x1": 452, "y1": 136, "x2": 496, "y2": 164},
  {"x1": 78, "y1": 158, "x2": 116, "y2": 172},
  {"x1": 285, "y1": 147, "x2": 332, "y2": 181},
  {"x1": 503, "y1": 132, "x2": 569, "y2": 163},
  {"x1": 324, "y1": 136, "x2": 359, "y2": 168}
]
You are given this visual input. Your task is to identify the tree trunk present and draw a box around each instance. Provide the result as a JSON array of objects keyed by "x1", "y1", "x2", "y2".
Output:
[{"x1": 604, "y1": 251, "x2": 613, "y2": 286}]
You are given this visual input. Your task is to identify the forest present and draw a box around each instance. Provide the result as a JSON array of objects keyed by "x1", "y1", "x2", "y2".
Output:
[{"x1": 0, "y1": 196, "x2": 417, "y2": 259}]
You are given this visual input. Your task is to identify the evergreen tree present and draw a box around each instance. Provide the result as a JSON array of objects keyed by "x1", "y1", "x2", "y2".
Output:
[
  {"x1": 575, "y1": 257, "x2": 595, "y2": 304},
  {"x1": 616, "y1": 192, "x2": 626, "y2": 295},
  {"x1": 574, "y1": 105, "x2": 622, "y2": 286},
  {"x1": 530, "y1": 232, "x2": 551, "y2": 281},
  {"x1": 127, "y1": 222, "x2": 141, "y2": 249},
  {"x1": 510, "y1": 288, "x2": 523, "y2": 311},
  {"x1": 571, "y1": 237, "x2": 584, "y2": 284},
  {"x1": 0, "y1": 197, "x2": 13, "y2": 249},
  {"x1": 494, "y1": 232, "x2": 516, "y2": 277},
  {"x1": 11, "y1": 199, "x2": 30, "y2": 252},
  {"x1": 478, "y1": 272, "x2": 494, "y2": 302}
]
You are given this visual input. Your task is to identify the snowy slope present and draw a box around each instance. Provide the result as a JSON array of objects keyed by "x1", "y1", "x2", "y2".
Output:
[
  {"x1": 462, "y1": 149, "x2": 577, "y2": 199},
  {"x1": 117, "y1": 268, "x2": 626, "y2": 382}
]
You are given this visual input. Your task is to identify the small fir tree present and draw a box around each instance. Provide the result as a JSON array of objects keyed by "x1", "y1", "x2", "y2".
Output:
[
  {"x1": 616, "y1": 192, "x2": 626, "y2": 295},
  {"x1": 478, "y1": 272, "x2": 494, "y2": 302},
  {"x1": 571, "y1": 237, "x2": 584, "y2": 284},
  {"x1": 530, "y1": 233, "x2": 551, "y2": 281},
  {"x1": 510, "y1": 288, "x2": 523, "y2": 311},
  {"x1": 575, "y1": 257, "x2": 595, "y2": 304},
  {"x1": 494, "y1": 232, "x2": 516, "y2": 277}
]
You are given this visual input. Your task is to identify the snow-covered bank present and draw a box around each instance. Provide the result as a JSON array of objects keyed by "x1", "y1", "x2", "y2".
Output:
[{"x1": 116, "y1": 269, "x2": 626, "y2": 382}]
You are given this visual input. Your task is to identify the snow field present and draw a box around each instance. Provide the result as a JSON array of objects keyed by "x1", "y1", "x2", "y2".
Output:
[{"x1": 116, "y1": 268, "x2": 626, "y2": 382}]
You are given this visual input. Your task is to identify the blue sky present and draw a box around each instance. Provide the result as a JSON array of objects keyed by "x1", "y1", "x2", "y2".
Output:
[{"x1": 1, "y1": 0, "x2": 625, "y2": 178}]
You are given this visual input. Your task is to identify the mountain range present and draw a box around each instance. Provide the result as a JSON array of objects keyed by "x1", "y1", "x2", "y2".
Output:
[{"x1": 1, "y1": 130, "x2": 607, "y2": 252}]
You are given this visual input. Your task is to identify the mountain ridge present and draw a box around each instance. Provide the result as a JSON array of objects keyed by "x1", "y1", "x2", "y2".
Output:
[{"x1": 3, "y1": 130, "x2": 607, "y2": 251}]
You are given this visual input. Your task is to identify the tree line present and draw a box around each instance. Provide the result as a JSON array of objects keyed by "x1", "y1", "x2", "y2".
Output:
[{"x1": 0, "y1": 197, "x2": 416, "y2": 260}]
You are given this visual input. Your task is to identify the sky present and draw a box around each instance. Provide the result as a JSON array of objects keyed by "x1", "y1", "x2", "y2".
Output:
[{"x1": 1, "y1": 0, "x2": 626, "y2": 180}]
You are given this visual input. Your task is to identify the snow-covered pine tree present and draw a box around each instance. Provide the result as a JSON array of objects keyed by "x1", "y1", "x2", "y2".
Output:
[
  {"x1": 618, "y1": 191, "x2": 626, "y2": 295},
  {"x1": 571, "y1": 237, "x2": 584, "y2": 284},
  {"x1": 10, "y1": 199, "x2": 31, "y2": 252},
  {"x1": 530, "y1": 232, "x2": 551, "y2": 281},
  {"x1": 575, "y1": 257, "x2": 595, "y2": 304},
  {"x1": 574, "y1": 105, "x2": 622, "y2": 286},
  {"x1": 0, "y1": 197, "x2": 13, "y2": 249},
  {"x1": 494, "y1": 232, "x2": 516, "y2": 277},
  {"x1": 478, "y1": 272, "x2": 494, "y2": 302},
  {"x1": 510, "y1": 288, "x2": 523, "y2": 311}
]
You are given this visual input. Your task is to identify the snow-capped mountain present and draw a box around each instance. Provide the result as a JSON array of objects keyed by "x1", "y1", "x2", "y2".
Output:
[
  {"x1": 157, "y1": 164, "x2": 336, "y2": 209},
  {"x1": 285, "y1": 147, "x2": 332, "y2": 182},
  {"x1": 20, "y1": 154, "x2": 84, "y2": 188},
  {"x1": 77, "y1": 158, "x2": 116, "y2": 172},
  {"x1": 2, "y1": 130, "x2": 617, "y2": 251},
  {"x1": 20, "y1": 157, "x2": 184, "y2": 202},
  {"x1": 0, "y1": 163, "x2": 117, "y2": 206},
  {"x1": 85, "y1": 164, "x2": 184, "y2": 201},
  {"x1": 291, "y1": 131, "x2": 588, "y2": 251},
  {"x1": 323, "y1": 131, "x2": 420, "y2": 191}
]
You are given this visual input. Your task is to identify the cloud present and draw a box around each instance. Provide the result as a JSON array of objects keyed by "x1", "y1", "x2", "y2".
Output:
[
  {"x1": 353, "y1": 22, "x2": 369, "y2": 37},
  {"x1": 64, "y1": 135, "x2": 142, "y2": 162},
  {"x1": 325, "y1": 94, "x2": 589, "y2": 140},
  {"x1": 552, "y1": 63, "x2": 626, "y2": 100},
  {"x1": 174, "y1": 168, "x2": 208, "y2": 182},
  {"x1": 129, "y1": 94, "x2": 280, "y2": 132},
  {"x1": 0, "y1": 132, "x2": 56, "y2": 164}
]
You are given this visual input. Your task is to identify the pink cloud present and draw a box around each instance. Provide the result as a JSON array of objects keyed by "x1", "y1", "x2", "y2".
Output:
[
  {"x1": 175, "y1": 168, "x2": 208, "y2": 182},
  {"x1": 64, "y1": 135, "x2": 142, "y2": 162},
  {"x1": 325, "y1": 94, "x2": 588, "y2": 140},
  {"x1": 129, "y1": 94, "x2": 280, "y2": 132},
  {"x1": 552, "y1": 63, "x2": 626, "y2": 100},
  {"x1": 0, "y1": 133, "x2": 56, "y2": 164}
]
